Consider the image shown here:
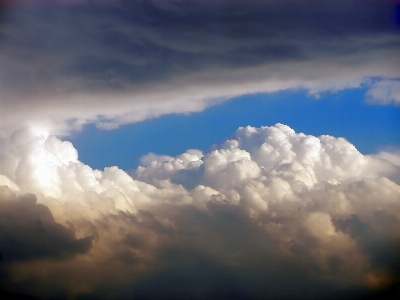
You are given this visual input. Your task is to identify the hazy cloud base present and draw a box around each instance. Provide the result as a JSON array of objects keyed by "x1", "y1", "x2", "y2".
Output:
[{"x1": 1, "y1": 124, "x2": 399, "y2": 299}]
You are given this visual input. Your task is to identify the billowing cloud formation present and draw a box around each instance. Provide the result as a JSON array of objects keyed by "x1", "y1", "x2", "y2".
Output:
[
  {"x1": 1, "y1": 124, "x2": 400, "y2": 299},
  {"x1": 0, "y1": 0, "x2": 399, "y2": 134}
]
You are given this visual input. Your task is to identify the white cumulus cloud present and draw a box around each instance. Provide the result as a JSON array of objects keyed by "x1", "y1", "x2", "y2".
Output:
[{"x1": 0, "y1": 124, "x2": 399, "y2": 299}]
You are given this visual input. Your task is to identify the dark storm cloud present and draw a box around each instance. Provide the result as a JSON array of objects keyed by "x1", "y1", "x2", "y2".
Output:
[
  {"x1": 123, "y1": 202, "x2": 323, "y2": 300},
  {"x1": 334, "y1": 211, "x2": 400, "y2": 278},
  {"x1": 1, "y1": 198, "x2": 398, "y2": 300},
  {"x1": 42, "y1": 200, "x2": 394, "y2": 300},
  {"x1": 57, "y1": 202, "x2": 356, "y2": 300},
  {"x1": 0, "y1": 186, "x2": 93, "y2": 263},
  {"x1": 0, "y1": 0, "x2": 399, "y2": 133},
  {"x1": 1, "y1": 0, "x2": 397, "y2": 89}
]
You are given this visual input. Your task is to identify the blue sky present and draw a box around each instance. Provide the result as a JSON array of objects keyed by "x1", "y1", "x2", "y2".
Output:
[{"x1": 68, "y1": 86, "x2": 400, "y2": 171}]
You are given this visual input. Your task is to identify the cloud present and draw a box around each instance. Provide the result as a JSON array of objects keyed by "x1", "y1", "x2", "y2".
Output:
[
  {"x1": 366, "y1": 79, "x2": 400, "y2": 105},
  {"x1": 139, "y1": 152, "x2": 174, "y2": 166},
  {"x1": 0, "y1": 124, "x2": 399, "y2": 299},
  {"x1": 0, "y1": 0, "x2": 399, "y2": 134},
  {"x1": 135, "y1": 124, "x2": 398, "y2": 189},
  {"x1": 0, "y1": 187, "x2": 93, "y2": 264},
  {"x1": 1, "y1": 1, "x2": 399, "y2": 298}
]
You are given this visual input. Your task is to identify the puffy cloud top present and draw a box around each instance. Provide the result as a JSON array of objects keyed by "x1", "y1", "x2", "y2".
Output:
[{"x1": 135, "y1": 123, "x2": 376, "y2": 190}]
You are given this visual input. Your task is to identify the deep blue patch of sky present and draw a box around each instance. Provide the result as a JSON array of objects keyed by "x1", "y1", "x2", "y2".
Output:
[{"x1": 66, "y1": 88, "x2": 400, "y2": 171}]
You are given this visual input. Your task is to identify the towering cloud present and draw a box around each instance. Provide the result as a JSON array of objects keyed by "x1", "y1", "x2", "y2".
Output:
[{"x1": 1, "y1": 124, "x2": 399, "y2": 299}]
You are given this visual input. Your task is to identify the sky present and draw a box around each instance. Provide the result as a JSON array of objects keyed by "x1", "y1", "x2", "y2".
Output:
[
  {"x1": 67, "y1": 87, "x2": 400, "y2": 171},
  {"x1": 1, "y1": 1, "x2": 400, "y2": 299}
]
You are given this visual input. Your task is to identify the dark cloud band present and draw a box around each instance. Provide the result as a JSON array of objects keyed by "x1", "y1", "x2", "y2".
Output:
[{"x1": 0, "y1": 0, "x2": 399, "y2": 134}]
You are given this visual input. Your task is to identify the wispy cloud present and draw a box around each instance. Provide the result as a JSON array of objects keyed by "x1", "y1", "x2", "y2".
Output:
[{"x1": 366, "y1": 79, "x2": 400, "y2": 105}]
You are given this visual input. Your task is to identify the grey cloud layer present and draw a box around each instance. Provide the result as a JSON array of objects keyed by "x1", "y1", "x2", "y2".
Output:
[
  {"x1": 1, "y1": 0, "x2": 399, "y2": 133},
  {"x1": 0, "y1": 124, "x2": 399, "y2": 299}
]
